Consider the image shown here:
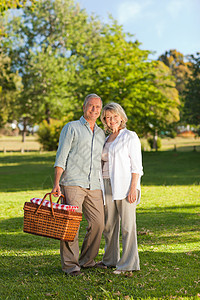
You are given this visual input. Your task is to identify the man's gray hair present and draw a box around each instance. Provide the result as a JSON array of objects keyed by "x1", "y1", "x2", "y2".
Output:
[{"x1": 83, "y1": 93, "x2": 102, "y2": 106}]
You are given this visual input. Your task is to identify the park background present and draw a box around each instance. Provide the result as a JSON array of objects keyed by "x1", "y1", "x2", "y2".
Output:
[{"x1": 0, "y1": 0, "x2": 200, "y2": 299}]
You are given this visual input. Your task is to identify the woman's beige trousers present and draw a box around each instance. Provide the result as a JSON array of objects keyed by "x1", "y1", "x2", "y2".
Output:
[{"x1": 102, "y1": 178, "x2": 140, "y2": 271}]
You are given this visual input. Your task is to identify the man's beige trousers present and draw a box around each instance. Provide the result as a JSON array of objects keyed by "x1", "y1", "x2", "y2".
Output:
[{"x1": 60, "y1": 185, "x2": 104, "y2": 274}]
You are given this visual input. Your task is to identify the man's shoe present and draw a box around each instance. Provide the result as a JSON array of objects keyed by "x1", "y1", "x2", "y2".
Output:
[
  {"x1": 81, "y1": 265, "x2": 95, "y2": 269},
  {"x1": 95, "y1": 261, "x2": 108, "y2": 269},
  {"x1": 68, "y1": 271, "x2": 82, "y2": 276}
]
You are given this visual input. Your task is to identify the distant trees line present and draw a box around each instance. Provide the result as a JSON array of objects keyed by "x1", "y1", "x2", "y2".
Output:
[{"x1": 0, "y1": 0, "x2": 199, "y2": 143}]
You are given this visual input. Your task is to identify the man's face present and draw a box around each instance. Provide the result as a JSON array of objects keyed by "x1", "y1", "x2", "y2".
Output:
[{"x1": 83, "y1": 97, "x2": 102, "y2": 122}]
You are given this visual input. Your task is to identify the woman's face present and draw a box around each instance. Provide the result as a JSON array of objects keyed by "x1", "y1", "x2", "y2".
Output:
[{"x1": 105, "y1": 110, "x2": 122, "y2": 132}]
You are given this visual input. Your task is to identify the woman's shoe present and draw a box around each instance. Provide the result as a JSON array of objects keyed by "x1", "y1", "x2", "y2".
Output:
[{"x1": 113, "y1": 270, "x2": 126, "y2": 274}]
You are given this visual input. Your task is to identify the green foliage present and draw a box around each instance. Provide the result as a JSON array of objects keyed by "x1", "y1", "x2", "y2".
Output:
[
  {"x1": 37, "y1": 120, "x2": 61, "y2": 151},
  {"x1": 2, "y1": 0, "x2": 181, "y2": 137},
  {"x1": 3, "y1": 0, "x2": 102, "y2": 125},
  {"x1": 165, "y1": 129, "x2": 177, "y2": 138},
  {"x1": 68, "y1": 21, "x2": 180, "y2": 136},
  {"x1": 158, "y1": 49, "x2": 192, "y2": 95},
  {"x1": 0, "y1": 52, "x2": 22, "y2": 127},
  {"x1": 147, "y1": 137, "x2": 162, "y2": 150},
  {"x1": 184, "y1": 53, "x2": 200, "y2": 125},
  {"x1": 0, "y1": 0, "x2": 36, "y2": 12},
  {"x1": 37, "y1": 113, "x2": 74, "y2": 151},
  {"x1": 158, "y1": 49, "x2": 193, "y2": 126},
  {"x1": 153, "y1": 61, "x2": 180, "y2": 124}
]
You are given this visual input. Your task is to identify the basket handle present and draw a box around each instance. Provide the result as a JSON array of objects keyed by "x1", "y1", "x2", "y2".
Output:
[{"x1": 34, "y1": 192, "x2": 65, "y2": 218}]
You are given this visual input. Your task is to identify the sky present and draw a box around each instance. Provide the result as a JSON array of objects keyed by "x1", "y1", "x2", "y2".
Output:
[{"x1": 77, "y1": 0, "x2": 200, "y2": 59}]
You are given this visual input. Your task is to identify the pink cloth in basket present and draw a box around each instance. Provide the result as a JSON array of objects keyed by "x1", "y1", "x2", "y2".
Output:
[{"x1": 30, "y1": 198, "x2": 78, "y2": 211}]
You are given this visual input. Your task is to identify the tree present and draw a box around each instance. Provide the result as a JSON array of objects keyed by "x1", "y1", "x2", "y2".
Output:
[
  {"x1": 0, "y1": 52, "x2": 22, "y2": 127},
  {"x1": 184, "y1": 53, "x2": 200, "y2": 126},
  {"x1": 158, "y1": 49, "x2": 191, "y2": 95},
  {"x1": 153, "y1": 61, "x2": 180, "y2": 122},
  {"x1": 3, "y1": 0, "x2": 180, "y2": 139},
  {"x1": 3, "y1": 0, "x2": 103, "y2": 139},
  {"x1": 149, "y1": 60, "x2": 180, "y2": 145},
  {"x1": 0, "y1": 0, "x2": 36, "y2": 12},
  {"x1": 62, "y1": 19, "x2": 180, "y2": 136},
  {"x1": 158, "y1": 49, "x2": 193, "y2": 127},
  {"x1": 0, "y1": 16, "x2": 20, "y2": 128}
]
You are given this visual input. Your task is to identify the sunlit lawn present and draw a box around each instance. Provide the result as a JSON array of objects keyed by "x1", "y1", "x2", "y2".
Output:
[
  {"x1": 1, "y1": 135, "x2": 200, "y2": 152},
  {"x1": 0, "y1": 151, "x2": 200, "y2": 299},
  {"x1": 0, "y1": 135, "x2": 41, "y2": 151},
  {"x1": 141, "y1": 136, "x2": 200, "y2": 152}
]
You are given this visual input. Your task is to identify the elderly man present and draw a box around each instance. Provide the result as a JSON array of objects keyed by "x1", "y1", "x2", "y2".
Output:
[{"x1": 52, "y1": 94, "x2": 105, "y2": 276}]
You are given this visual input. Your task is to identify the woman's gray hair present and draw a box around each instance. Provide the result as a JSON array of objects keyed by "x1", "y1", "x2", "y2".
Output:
[
  {"x1": 100, "y1": 102, "x2": 128, "y2": 133},
  {"x1": 83, "y1": 94, "x2": 102, "y2": 106}
]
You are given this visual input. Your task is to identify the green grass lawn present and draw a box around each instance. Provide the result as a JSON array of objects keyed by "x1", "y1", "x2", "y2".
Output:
[
  {"x1": 1, "y1": 135, "x2": 200, "y2": 152},
  {"x1": 0, "y1": 135, "x2": 41, "y2": 152},
  {"x1": 0, "y1": 151, "x2": 200, "y2": 299},
  {"x1": 141, "y1": 136, "x2": 200, "y2": 152}
]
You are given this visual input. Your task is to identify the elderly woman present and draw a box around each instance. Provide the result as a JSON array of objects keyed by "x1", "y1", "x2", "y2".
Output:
[{"x1": 99, "y1": 102, "x2": 143, "y2": 274}]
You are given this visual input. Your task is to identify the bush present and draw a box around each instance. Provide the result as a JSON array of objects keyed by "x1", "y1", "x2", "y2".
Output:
[
  {"x1": 37, "y1": 113, "x2": 74, "y2": 151},
  {"x1": 147, "y1": 137, "x2": 162, "y2": 150},
  {"x1": 168, "y1": 130, "x2": 177, "y2": 138}
]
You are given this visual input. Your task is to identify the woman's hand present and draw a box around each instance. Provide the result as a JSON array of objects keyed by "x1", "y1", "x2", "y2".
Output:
[
  {"x1": 128, "y1": 173, "x2": 139, "y2": 203},
  {"x1": 128, "y1": 187, "x2": 137, "y2": 204}
]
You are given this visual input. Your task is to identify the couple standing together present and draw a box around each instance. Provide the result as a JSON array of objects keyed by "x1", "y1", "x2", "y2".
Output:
[{"x1": 52, "y1": 93, "x2": 143, "y2": 276}]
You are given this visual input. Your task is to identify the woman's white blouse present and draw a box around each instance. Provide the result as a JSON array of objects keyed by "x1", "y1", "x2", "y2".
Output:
[{"x1": 103, "y1": 128, "x2": 143, "y2": 202}]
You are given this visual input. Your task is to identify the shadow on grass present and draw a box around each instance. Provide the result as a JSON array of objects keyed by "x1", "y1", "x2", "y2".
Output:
[
  {"x1": 1, "y1": 210, "x2": 200, "y2": 298},
  {"x1": 1, "y1": 204, "x2": 199, "y2": 251},
  {"x1": 0, "y1": 153, "x2": 55, "y2": 164},
  {"x1": 142, "y1": 151, "x2": 200, "y2": 186},
  {"x1": 176, "y1": 145, "x2": 200, "y2": 152},
  {"x1": 0, "y1": 153, "x2": 55, "y2": 192},
  {"x1": 0, "y1": 250, "x2": 199, "y2": 299},
  {"x1": 0, "y1": 152, "x2": 200, "y2": 193}
]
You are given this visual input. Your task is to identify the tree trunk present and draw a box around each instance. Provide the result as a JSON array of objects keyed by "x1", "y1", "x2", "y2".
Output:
[
  {"x1": 153, "y1": 130, "x2": 158, "y2": 151},
  {"x1": 22, "y1": 117, "x2": 27, "y2": 142},
  {"x1": 45, "y1": 107, "x2": 50, "y2": 124}
]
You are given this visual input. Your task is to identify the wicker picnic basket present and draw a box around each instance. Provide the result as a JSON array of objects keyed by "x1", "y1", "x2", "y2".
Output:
[{"x1": 23, "y1": 192, "x2": 82, "y2": 242}]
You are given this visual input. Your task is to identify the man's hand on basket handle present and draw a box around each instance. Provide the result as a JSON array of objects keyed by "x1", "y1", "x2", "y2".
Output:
[{"x1": 51, "y1": 167, "x2": 64, "y2": 197}]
